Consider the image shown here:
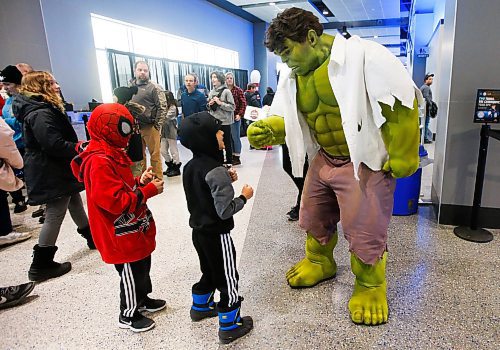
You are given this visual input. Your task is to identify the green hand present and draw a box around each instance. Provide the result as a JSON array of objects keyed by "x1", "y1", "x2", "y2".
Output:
[
  {"x1": 247, "y1": 115, "x2": 286, "y2": 148},
  {"x1": 380, "y1": 99, "x2": 420, "y2": 178}
]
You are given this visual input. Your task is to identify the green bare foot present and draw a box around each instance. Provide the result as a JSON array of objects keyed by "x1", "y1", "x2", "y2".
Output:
[
  {"x1": 348, "y1": 252, "x2": 388, "y2": 325},
  {"x1": 286, "y1": 232, "x2": 337, "y2": 288}
]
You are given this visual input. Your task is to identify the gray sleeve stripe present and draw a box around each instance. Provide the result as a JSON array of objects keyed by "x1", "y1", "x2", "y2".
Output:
[{"x1": 205, "y1": 167, "x2": 245, "y2": 220}]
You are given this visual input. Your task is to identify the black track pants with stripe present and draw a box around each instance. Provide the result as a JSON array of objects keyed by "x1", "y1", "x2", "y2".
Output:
[
  {"x1": 114, "y1": 255, "x2": 152, "y2": 317},
  {"x1": 192, "y1": 229, "x2": 239, "y2": 309}
]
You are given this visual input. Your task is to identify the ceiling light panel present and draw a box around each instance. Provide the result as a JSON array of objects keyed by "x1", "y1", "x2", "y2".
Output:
[
  {"x1": 240, "y1": 1, "x2": 329, "y2": 24},
  {"x1": 322, "y1": 0, "x2": 399, "y2": 22}
]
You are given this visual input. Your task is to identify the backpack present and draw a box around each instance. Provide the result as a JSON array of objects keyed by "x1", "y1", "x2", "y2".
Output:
[
  {"x1": 208, "y1": 87, "x2": 227, "y2": 112},
  {"x1": 429, "y1": 101, "x2": 438, "y2": 118}
]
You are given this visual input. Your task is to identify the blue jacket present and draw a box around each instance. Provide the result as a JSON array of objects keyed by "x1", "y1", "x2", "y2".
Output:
[
  {"x1": 1, "y1": 97, "x2": 24, "y2": 149},
  {"x1": 181, "y1": 90, "x2": 207, "y2": 118}
]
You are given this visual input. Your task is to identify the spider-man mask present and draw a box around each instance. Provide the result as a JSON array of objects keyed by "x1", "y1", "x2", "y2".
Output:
[{"x1": 87, "y1": 103, "x2": 135, "y2": 148}]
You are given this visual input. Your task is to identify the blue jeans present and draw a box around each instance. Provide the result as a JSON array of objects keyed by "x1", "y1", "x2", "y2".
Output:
[
  {"x1": 424, "y1": 115, "x2": 432, "y2": 141},
  {"x1": 231, "y1": 120, "x2": 242, "y2": 155}
]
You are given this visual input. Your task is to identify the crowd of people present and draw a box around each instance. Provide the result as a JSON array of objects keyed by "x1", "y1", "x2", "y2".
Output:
[{"x1": 0, "y1": 60, "x2": 277, "y2": 344}]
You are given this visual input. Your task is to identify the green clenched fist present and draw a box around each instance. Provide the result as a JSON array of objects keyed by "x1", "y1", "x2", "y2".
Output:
[
  {"x1": 247, "y1": 115, "x2": 286, "y2": 149},
  {"x1": 380, "y1": 99, "x2": 420, "y2": 178},
  {"x1": 382, "y1": 158, "x2": 418, "y2": 179}
]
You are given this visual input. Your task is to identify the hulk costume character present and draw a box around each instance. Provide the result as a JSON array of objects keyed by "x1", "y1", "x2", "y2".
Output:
[{"x1": 247, "y1": 8, "x2": 422, "y2": 326}]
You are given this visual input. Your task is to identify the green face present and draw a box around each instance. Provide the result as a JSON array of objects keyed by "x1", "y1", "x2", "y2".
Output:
[{"x1": 275, "y1": 38, "x2": 319, "y2": 76}]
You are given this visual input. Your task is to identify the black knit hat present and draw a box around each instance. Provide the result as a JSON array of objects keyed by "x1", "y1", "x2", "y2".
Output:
[
  {"x1": 0, "y1": 65, "x2": 23, "y2": 85},
  {"x1": 179, "y1": 111, "x2": 223, "y2": 162},
  {"x1": 113, "y1": 86, "x2": 138, "y2": 104}
]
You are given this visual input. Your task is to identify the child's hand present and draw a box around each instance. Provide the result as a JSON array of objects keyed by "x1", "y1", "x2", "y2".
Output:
[
  {"x1": 241, "y1": 184, "x2": 253, "y2": 200},
  {"x1": 140, "y1": 166, "x2": 155, "y2": 185},
  {"x1": 228, "y1": 167, "x2": 238, "y2": 182},
  {"x1": 152, "y1": 178, "x2": 164, "y2": 194}
]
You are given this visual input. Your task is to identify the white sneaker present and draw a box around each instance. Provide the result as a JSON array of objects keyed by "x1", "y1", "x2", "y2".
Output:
[{"x1": 0, "y1": 231, "x2": 32, "y2": 247}]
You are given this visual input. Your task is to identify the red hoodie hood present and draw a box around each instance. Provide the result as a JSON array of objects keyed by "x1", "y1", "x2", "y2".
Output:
[{"x1": 71, "y1": 103, "x2": 134, "y2": 182}]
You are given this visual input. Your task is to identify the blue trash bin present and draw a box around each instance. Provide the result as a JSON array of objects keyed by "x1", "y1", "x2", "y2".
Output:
[{"x1": 392, "y1": 167, "x2": 422, "y2": 215}]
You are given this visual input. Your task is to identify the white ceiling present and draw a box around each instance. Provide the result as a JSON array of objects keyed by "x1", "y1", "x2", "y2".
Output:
[
  {"x1": 226, "y1": 1, "x2": 402, "y2": 38},
  {"x1": 224, "y1": 0, "x2": 406, "y2": 61},
  {"x1": 227, "y1": 0, "x2": 401, "y2": 23},
  {"x1": 236, "y1": 1, "x2": 329, "y2": 24},
  {"x1": 323, "y1": 0, "x2": 400, "y2": 22}
]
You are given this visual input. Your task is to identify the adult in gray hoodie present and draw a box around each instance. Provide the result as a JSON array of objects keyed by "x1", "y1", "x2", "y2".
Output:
[{"x1": 207, "y1": 71, "x2": 235, "y2": 164}]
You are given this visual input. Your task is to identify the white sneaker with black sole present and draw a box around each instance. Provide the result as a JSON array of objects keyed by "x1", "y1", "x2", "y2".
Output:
[
  {"x1": 0, "y1": 231, "x2": 32, "y2": 247},
  {"x1": 118, "y1": 313, "x2": 155, "y2": 332}
]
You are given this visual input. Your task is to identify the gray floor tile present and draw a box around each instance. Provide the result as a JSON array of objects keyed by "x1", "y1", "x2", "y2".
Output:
[{"x1": 1, "y1": 139, "x2": 498, "y2": 350}]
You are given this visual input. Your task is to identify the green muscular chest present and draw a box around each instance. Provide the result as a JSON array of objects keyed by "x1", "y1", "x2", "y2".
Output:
[{"x1": 296, "y1": 60, "x2": 349, "y2": 156}]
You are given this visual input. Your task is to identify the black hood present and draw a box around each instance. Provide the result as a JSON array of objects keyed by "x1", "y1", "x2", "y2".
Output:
[
  {"x1": 11, "y1": 93, "x2": 50, "y2": 123},
  {"x1": 179, "y1": 111, "x2": 223, "y2": 162}
]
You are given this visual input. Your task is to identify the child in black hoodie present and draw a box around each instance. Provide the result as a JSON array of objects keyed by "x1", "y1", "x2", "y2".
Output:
[{"x1": 179, "y1": 111, "x2": 254, "y2": 344}]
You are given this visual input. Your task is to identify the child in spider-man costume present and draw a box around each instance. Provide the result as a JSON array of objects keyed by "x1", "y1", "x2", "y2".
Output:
[{"x1": 71, "y1": 103, "x2": 165, "y2": 333}]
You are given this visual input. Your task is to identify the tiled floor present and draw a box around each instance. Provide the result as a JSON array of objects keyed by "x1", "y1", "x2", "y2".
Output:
[
  {"x1": 1, "y1": 138, "x2": 498, "y2": 349},
  {"x1": 420, "y1": 142, "x2": 434, "y2": 202}
]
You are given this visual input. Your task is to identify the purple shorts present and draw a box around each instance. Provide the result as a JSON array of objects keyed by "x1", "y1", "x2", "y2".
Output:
[{"x1": 299, "y1": 149, "x2": 396, "y2": 265}]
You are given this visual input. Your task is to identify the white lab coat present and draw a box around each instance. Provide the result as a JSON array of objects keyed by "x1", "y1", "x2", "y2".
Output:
[{"x1": 270, "y1": 34, "x2": 424, "y2": 179}]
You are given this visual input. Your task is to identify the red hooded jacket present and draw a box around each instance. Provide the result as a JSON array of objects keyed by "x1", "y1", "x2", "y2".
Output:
[{"x1": 71, "y1": 104, "x2": 158, "y2": 264}]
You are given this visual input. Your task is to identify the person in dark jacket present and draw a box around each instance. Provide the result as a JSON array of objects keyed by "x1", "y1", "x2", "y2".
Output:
[
  {"x1": 113, "y1": 86, "x2": 145, "y2": 163},
  {"x1": 243, "y1": 84, "x2": 262, "y2": 144},
  {"x1": 180, "y1": 73, "x2": 208, "y2": 118},
  {"x1": 419, "y1": 73, "x2": 434, "y2": 143},
  {"x1": 262, "y1": 87, "x2": 275, "y2": 107},
  {"x1": 12, "y1": 71, "x2": 94, "y2": 282},
  {"x1": 244, "y1": 84, "x2": 261, "y2": 108},
  {"x1": 179, "y1": 112, "x2": 254, "y2": 344}
]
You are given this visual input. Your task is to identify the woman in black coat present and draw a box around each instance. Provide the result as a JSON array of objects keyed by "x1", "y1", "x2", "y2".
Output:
[
  {"x1": 12, "y1": 71, "x2": 94, "y2": 282},
  {"x1": 262, "y1": 87, "x2": 275, "y2": 107}
]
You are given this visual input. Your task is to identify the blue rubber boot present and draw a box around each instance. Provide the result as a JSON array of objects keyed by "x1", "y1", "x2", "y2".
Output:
[
  {"x1": 190, "y1": 291, "x2": 217, "y2": 322},
  {"x1": 218, "y1": 300, "x2": 253, "y2": 344}
]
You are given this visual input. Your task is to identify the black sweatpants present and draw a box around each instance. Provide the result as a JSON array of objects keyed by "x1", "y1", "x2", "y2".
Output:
[
  {"x1": 0, "y1": 190, "x2": 13, "y2": 236},
  {"x1": 9, "y1": 148, "x2": 25, "y2": 204},
  {"x1": 281, "y1": 143, "x2": 309, "y2": 206},
  {"x1": 114, "y1": 255, "x2": 152, "y2": 317},
  {"x1": 192, "y1": 229, "x2": 239, "y2": 309}
]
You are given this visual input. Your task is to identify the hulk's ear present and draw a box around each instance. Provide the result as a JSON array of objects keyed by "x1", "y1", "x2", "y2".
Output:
[{"x1": 307, "y1": 29, "x2": 319, "y2": 47}]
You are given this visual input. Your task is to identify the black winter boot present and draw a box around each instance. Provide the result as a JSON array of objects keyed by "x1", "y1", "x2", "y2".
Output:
[
  {"x1": 77, "y1": 226, "x2": 96, "y2": 249},
  {"x1": 163, "y1": 161, "x2": 174, "y2": 176},
  {"x1": 32, "y1": 205, "x2": 45, "y2": 218},
  {"x1": 190, "y1": 291, "x2": 217, "y2": 321},
  {"x1": 232, "y1": 155, "x2": 241, "y2": 166},
  {"x1": 28, "y1": 245, "x2": 72, "y2": 282},
  {"x1": 13, "y1": 198, "x2": 28, "y2": 213},
  {"x1": 286, "y1": 204, "x2": 299, "y2": 221},
  {"x1": 166, "y1": 162, "x2": 181, "y2": 177},
  {"x1": 218, "y1": 299, "x2": 253, "y2": 344}
]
